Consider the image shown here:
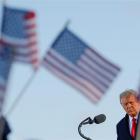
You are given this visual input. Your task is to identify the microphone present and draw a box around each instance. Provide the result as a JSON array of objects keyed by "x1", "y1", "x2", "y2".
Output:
[
  {"x1": 78, "y1": 114, "x2": 106, "y2": 140},
  {"x1": 93, "y1": 114, "x2": 106, "y2": 124},
  {"x1": 82, "y1": 114, "x2": 106, "y2": 125}
]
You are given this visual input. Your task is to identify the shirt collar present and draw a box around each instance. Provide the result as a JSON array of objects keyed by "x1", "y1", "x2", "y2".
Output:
[{"x1": 129, "y1": 114, "x2": 138, "y2": 122}]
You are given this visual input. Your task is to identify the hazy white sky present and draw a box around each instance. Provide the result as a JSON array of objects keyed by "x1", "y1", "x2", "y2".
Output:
[{"x1": 1, "y1": 0, "x2": 140, "y2": 140}]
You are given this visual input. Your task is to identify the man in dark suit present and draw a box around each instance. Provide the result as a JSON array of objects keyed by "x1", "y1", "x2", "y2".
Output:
[
  {"x1": 116, "y1": 89, "x2": 140, "y2": 140},
  {"x1": 0, "y1": 116, "x2": 11, "y2": 140}
]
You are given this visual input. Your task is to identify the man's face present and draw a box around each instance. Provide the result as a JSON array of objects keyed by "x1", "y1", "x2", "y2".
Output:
[{"x1": 121, "y1": 95, "x2": 140, "y2": 117}]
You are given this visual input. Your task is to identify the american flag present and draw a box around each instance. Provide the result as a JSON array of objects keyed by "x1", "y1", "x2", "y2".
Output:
[
  {"x1": 0, "y1": 6, "x2": 39, "y2": 69},
  {"x1": 42, "y1": 28, "x2": 121, "y2": 103},
  {"x1": 0, "y1": 44, "x2": 13, "y2": 114}
]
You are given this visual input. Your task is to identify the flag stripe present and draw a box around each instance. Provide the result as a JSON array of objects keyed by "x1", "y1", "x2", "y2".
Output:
[
  {"x1": 0, "y1": 39, "x2": 37, "y2": 48},
  {"x1": 86, "y1": 48, "x2": 120, "y2": 76},
  {"x1": 24, "y1": 11, "x2": 35, "y2": 19},
  {"x1": 80, "y1": 52, "x2": 117, "y2": 80},
  {"x1": 87, "y1": 48, "x2": 120, "y2": 72},
  {"x1": 25, "y1": 24, "x2": 36, "y2": 30},
  {"x1": 14, "y1": 48, "x2": 38, "y2": 55},
  {"x1": 78, "y1": 61, "x2": 110, "y2": 88},
  {"x1": 14, "y1": 53, "x2": 38, "y2": 63},
  {"x1": 1, "y1": 35, "x2": 28, "y2": 45},
  {"x1": 77, "y1": 60, "x2": 111, "y2": 88}
]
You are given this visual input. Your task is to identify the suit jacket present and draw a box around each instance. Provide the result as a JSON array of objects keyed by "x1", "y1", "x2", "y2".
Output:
[
  {"x1": 116, "y1": 114, "x2": 134, "y2": 140},
  {"x1": 0, "y1": 116, "x2": 11, "y2": 140}
]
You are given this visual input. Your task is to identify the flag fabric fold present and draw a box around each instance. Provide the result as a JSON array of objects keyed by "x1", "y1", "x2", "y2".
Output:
[
  {"x1": 0, "y1": 6, "x2": 39, "y2": 69},
  {"x1": 42, "y1": 28, "x2": 121, "y2": 103},
  {"x1": 0, "y1": 43, "x2": 13, "y2": 114}
]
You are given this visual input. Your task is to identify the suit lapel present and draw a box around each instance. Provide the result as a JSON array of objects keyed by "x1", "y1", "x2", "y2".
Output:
[{"x1": 124, "y1": 114, "x2": 133, "y2": 140}]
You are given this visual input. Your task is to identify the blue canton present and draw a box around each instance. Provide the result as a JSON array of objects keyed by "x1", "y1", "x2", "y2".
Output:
[
  {"x1": 2, "y1": 6, "x2": 28, "y2": 38},
  {"x1": 52, "y1": 28, "x2": 88, "y2": 64}
]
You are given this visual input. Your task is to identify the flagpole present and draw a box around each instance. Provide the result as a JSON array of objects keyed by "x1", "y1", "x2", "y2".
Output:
[
  {"x1": 5, "y1": 58, "x2": 39, "y2": 116},
  {"x1": 5, "y1": 70, "x2": 37, "y2": 116},
  {"x1": 64, "y1": 20, "x2": 71, "y2": 29}
]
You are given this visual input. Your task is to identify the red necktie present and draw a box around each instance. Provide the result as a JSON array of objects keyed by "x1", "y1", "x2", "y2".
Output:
[{"x1": 131, "y1": 118, "x2": 136, "y2": 138}]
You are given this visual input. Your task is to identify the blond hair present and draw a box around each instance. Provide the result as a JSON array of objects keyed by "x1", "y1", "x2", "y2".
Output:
[{"x1": 120, "y1": 89, "x2": 138, "y2": 103}]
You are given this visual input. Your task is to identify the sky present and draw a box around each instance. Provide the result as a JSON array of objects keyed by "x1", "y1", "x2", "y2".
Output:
[{"x1": 0, "y1": 0, "x2": 140, "y2": 140}]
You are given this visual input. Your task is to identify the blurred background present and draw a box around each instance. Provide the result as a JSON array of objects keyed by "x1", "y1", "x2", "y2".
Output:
[{"x1": 0, "y1": 0, "x2": 140, "y2": 140}]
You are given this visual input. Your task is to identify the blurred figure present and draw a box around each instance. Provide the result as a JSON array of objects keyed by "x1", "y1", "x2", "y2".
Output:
[
  {"x1": 116, "y1": 89, "x2": 140, "y2": 140},
  {"x1": 0, "y1": 116, "x2": 11, "y2": 140}
]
